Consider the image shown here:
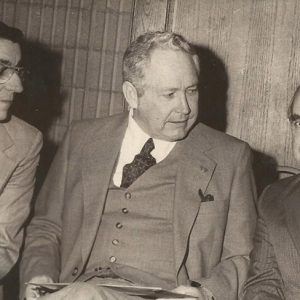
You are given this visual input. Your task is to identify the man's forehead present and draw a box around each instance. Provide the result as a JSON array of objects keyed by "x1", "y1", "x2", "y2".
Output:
[
  {"x1": 292, "y1": 92, "x2": 300, "y2": 112},
  {"x1": 144, "y1": 49, "x2": 199, "y2": 84},
  {"x1": 0, "y1": 38, "x2": 21, "y2": 65}
]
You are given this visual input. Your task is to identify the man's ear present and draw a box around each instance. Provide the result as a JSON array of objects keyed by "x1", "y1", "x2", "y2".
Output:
[{"x1": 122, "y1": 81, "x2": 138, "y2": 109}]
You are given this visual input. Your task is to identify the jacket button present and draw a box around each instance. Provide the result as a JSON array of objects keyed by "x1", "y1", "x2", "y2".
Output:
[
  {"x1": 122, "y1": 208, "x2": 128, "y2": 214},
  {"x1": 124, "y1": 192, "x2": 131, "y2": 199},
  {"x1": 116, "y1": 222, "x2": 123, "y2": 229},
  {"x1": 72, "y1": 267, "x2": 78, "y2": 276},
  {"x1": 109, "y1": 256, "x2": 117, "y2": 263}
]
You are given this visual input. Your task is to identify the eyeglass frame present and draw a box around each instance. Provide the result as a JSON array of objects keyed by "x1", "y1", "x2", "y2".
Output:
[{"x1": 0, "y1": 60, "x2": 25, "y2": 84}]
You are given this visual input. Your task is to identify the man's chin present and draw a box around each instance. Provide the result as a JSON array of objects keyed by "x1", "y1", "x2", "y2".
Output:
[
  {"x1": 162, "y1": 129, "x2": 190, "y2": 142},
  {"x1": 0, "y1": 111, "x2": 9, "y2": 122}
]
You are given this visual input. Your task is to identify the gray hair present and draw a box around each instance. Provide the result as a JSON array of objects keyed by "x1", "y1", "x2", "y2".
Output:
[{"x1": 123, "y1": 31, "x2": 199, "y2": 96}]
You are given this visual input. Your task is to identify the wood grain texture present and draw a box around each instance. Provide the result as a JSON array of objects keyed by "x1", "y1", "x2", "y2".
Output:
[
  {"x1": 0, "y1": 0, "x2": 134, "y2": 145},
  {"x1": 1, "y1": 0, "x2": 300, "y2": 190},
  {"x1": 131, "y1": 0, "x2": 169, "y2": 40},
  {"x1": 167, "y1": 0, "x2": 300, "y2": 178}
]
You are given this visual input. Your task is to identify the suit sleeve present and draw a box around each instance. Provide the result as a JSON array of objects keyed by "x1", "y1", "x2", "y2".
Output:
[
  {"x1": 19, "y1": 127, "x2": 72, "y2": 290},
  {"x1": 0, "y1": 130, "x2": 42, "y2": 279},
  {"x1": 242, "y1": 189, "x2": 285, "y2": 300},
  {"x1": 199, "y1": 143, "x2": 257, "y2": 299}
]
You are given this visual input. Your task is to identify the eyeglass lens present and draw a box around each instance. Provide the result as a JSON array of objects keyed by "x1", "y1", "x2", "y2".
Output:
[{"x1": 0, "y1": 64, "x2": 25, "y2": 83}]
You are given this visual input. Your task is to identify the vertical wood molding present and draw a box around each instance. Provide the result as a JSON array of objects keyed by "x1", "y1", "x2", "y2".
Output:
[{"x1": 131, "y1": 0, "x2": 169, "y2": 40}]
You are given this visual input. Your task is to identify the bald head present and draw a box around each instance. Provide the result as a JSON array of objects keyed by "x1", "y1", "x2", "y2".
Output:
[{"x1": 289, "y1": 87, "x2": 300, "y2": 162}]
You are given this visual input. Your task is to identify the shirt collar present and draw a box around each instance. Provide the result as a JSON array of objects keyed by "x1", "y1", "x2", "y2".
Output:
[{"x1": 127, "y1": 110, "x2": 176, "y2": 161}]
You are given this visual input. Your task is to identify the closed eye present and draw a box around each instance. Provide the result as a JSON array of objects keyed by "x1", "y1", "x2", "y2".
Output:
[
  {"x1": 163, "y1": 92, "x2": 176, "y2": 99},
  {"x1": 186, "y1": 87, "x2": 198, "y2": 94},
  {"x1": 293, "y1": 120, "x2": 300, "y2": 128}
]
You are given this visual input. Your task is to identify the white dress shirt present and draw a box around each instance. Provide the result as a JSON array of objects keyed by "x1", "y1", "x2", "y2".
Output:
[{"x1": 113, "y1": 112, "x2": 176, "y2": 187}]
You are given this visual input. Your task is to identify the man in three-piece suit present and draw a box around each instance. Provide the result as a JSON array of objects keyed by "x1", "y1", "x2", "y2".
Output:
[
  {"x1": 21, "y1": 31, "x2": 257, "y2": 300},
  {"x1": 243, "y1": 87, "x2": 300, "y2": 299},
  {"x1": 0, "y1": 22, "x2": 42, "y2": 298}
]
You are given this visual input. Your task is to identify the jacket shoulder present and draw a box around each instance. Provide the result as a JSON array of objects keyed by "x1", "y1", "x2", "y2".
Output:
[
  {"x1": 70, "y1": 113, "x2": 127, "y2": 137},
  {"x1": 190, "y1": 122, "x2": 251, "y2": 159},
  {"x1": 259, "y1": 174, "x2": 300, "y2": 211},
  {"x1": 3, "y1": 116, "x2": 42, "y2": 147}
]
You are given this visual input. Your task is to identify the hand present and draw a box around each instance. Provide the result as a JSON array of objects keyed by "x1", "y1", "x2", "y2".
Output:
[
  {"x1": 157, "y1": 285, "x2": 208, "y2": 300},
  {"x1": 39, "y1": 282, "x2": 103, "y2": 300},
  {"x1": 24, "y1": 275, "x2": 53, "y2": 300}
]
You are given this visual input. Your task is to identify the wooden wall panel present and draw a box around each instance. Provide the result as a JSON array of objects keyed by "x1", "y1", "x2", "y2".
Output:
[
  {"x1": 0, "y1": 0, "x2": 134, "y2": 190},
  {"x1": 0, "y1": 0, "x2": 134, "y2": 145},
  {"x1": 164, "y1": 0, "x2": 300, "y2": 177},
  {"x1": 131, "y1": 0, "x2": 169, "y2": 39},
  {"x1": 1, "y1": 0, "x2": 300, "y2": 191},
  {"x1": 128, "y1": 0, "x2": 300, "y2": 190}
]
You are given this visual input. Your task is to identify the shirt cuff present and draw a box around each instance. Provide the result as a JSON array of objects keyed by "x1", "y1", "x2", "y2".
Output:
[
  {"x1": 190, "y1": 281, "x2": 215, "y2": 299},
  {"x1": 201, "y1": 286, "x2": 215, "y2": 300}
]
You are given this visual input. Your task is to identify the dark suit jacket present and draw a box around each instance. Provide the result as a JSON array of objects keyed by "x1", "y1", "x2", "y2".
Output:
[
  {"x1": 0, "y1": 116, "x2": 42, "y2": 279},
  {"x1": 20, "y1": 113, "x2": 256, "y2": 300},
  {"x1": 243, "y1": 174, "x2": 300, "y2": 300}
]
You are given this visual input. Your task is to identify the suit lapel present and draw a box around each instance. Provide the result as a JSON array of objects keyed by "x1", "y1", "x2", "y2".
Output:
[
  {"x1": 0, "y1": 124, "x2": 17, "y2": 193},
  {"x1": 283, "y1": 175, "x2": 300, "y2": 257},
  {"x1": 173, "y1": 127, "x2": 216, "y2": 277},
  {"x1": 81, "y1": 116, "x2": 127, "y2": 261},
  {"x1": 262, "y1": 175, "x2": 300, "y2": 260}
]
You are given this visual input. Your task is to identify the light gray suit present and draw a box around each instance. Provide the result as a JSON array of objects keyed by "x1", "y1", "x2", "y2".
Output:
[
  {"x1": 244, "y1": 174, "x2": 300, "y2": 300},
  {"x1": 0, "y1": 116, "x2": 42, "y2": 279},
  {"x1": 20, "y1": 113, "x2": 256, "y2": 300},
  {"x1": 0, "y1": 116, "x2": 42, "y2": 300}
]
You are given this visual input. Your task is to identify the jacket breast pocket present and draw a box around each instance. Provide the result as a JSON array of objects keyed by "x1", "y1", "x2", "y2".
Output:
[{"x1": 198, "y1": 196, "x2": 227, "y2": 215}]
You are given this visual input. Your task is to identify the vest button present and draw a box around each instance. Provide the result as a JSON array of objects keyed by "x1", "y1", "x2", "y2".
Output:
[
  {"x1": 112, "y1": 239, "x2": 119, "y2": 245},
  {"x1": 124, "y1": 192, "x2": 131, "y2": 199},
  {"x1": 109, "y1": 256, "x2": 117, "y2": 263},
  {"x1": 122, "y1": 208, "x2": 128, "y2": 214},
  {"x1": 72, "y1": 267, "x2": 78, "y2": 276},
  {"x1": 116, "y1": 222, "x2": 123, "y2": 229}
]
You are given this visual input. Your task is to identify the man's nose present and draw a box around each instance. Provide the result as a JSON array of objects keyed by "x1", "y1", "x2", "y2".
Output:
[
  {"x1": 6, "y1": 72, "x2": 23, "y2": 93},
  {"x1": 178, "y1": 93, "x2": 191, "y2": 114}
]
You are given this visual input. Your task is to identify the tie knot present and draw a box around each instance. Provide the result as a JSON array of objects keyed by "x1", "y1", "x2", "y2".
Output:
[{"x1": 141, "y1": 138, "x2": 155, "y2": 155}]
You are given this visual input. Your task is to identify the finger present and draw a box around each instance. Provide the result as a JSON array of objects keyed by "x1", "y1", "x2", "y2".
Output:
[
  {"x1": 25, "y1": 288, "x2": 40, "y2": 300},
  {"x1": 170, "y1": 286, "x2": 201, "y2": 298}
]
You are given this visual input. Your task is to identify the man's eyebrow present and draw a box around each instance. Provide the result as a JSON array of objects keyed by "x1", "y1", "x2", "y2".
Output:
[
  {"x1": 0, "y1": 59, "x2": 12, "y2": 66},
  {"x1": 186, "y1": 83, "x2": 199, "y2": 88},
  {"x1": 289, "y1": 113, "x2": 300, "y2": 121}
]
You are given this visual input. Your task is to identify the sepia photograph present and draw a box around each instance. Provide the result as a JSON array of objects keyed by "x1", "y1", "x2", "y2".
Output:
[{"x1": 0, "y1": 0, "x2": 300, "y2": 299}]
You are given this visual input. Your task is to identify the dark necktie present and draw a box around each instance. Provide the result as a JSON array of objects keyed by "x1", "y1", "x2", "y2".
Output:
[{"x1": 120, "y1": 138, "x2": 156, "y2": 188}]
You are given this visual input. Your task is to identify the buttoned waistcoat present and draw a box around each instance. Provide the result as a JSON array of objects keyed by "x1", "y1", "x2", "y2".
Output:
[{"x1": 20, "y1": 113, "x2": 257, "y2": 300}]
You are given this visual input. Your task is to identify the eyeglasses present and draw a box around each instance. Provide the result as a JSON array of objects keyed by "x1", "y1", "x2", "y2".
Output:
[{"x1": 0, "y1": 61, "x2": 25, "y2": 84}]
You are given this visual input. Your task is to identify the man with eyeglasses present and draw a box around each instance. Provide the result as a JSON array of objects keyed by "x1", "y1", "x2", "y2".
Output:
[{"x1": 0, "y1": 21, "x2": 42, "y2": 296}]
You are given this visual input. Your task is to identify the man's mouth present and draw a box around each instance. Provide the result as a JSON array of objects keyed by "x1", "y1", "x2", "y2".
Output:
[
  {"x1": 0, "y1": 100, "x2": 13, "y2": 106},
  {"x1": 169, "y1": 118, "x2": 189, "y2": 123},
  {"x1": 0, "y1": 99, "x2": 13, "y2": 103}
]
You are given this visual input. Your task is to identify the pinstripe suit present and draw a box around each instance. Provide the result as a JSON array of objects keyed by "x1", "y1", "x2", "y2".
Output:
[{"x1": 243, "y1": 174, "x2": 300, "y2": 300}]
